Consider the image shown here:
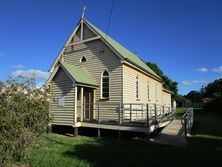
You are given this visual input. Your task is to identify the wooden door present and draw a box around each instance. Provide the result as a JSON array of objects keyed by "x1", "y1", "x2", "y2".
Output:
[{"x1": 84, "y1": 88, "x2": 94, "y2": 120}]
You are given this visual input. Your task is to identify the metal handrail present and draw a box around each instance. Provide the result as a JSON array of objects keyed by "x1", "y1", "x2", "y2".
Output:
[{"x1": 181, "y1": 108, "x2": 194, "y2": 137}]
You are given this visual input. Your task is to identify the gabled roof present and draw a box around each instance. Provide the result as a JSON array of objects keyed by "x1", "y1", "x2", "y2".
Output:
[
  {"x1": 46, "y1": 62, "x2": 97, "y2": 87},
  {"x1": 49, "y1": 18, "x2": 162, "y2": 81},
  {"x1": 84, "y1": 19, "x2": 162, "y2": 80},
  {"x1": 61, "y1": 62, "x2": 97, "y2": 86}
]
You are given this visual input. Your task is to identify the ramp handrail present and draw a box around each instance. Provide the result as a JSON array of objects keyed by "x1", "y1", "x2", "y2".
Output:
[{"x1": 181, "y1": 108, "x2": 194, "y2": 137}]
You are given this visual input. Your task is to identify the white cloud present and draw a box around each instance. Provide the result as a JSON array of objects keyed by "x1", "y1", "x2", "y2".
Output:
[
  {"x1": 12, "y1": 64, "x2": 25, "y2": 69},
  {"x1": 0, "y1": 52, "x2": 5, "y2": 57},
  {"x1": 182, "y1": 80, "x2": 208, "y2": 86},
  {"x1": 197, "y1": 67, "x2": 208, "y2": 72},
  {"x1": 212, "y1": 66, "x2": 222, "y2": 73},
  {"x1": 11, "y1": 69, "x2": 49, "y2": 79}
]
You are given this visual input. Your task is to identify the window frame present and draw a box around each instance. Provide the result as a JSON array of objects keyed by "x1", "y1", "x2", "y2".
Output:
[
  {"x1": 101, "y1": 70, "x2": 110, "y2": 99},
  {"x1": 136, "y1": 75, "x2": 139, "y2": 99}
]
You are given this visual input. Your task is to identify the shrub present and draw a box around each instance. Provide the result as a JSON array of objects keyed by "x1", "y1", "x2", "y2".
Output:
[{"x1": 0, "y1": 78, "x2": 50, "y2": 166}]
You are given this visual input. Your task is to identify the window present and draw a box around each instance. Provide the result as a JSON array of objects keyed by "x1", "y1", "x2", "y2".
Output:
[
  {"x1": 155, "y1": 83, "x2": 158, "y2": 102},
  {"x1": 80, "y1": 56, "x2": 87, "y2": 62},
  {"x1": 58, "y1": 96, "x2": 65, "y2": 107},
  {"x1": 147, "y1": 80, "x2": 150, "y2": 100},
  {"x1": 101, "y1": 70, "x2": 109, "y2": 99},
  {"x1": 136, "y1": 75, "x2": 139, "y2": 99}
]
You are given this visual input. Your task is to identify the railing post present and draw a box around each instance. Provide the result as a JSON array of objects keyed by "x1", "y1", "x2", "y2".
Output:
[
  {"x1": 184, "y1": 118, "x2": 187, "y2": 138},
  {"x1": 97, "y1": 103, "x2": 100, "y2": 123},
  {"x1": 146, "y1": 104, "x2": 150, "y2": 127},
  {"x1": 154, "y1": 103, "x2": 158, "y2": 124},
  {"x1": 141, "y1": 105, "x2": 144, "y2": 119},
  {"x1": 162, "y1": 106, "x2": 164, "y2": 115},
  {"x1": 130, "y1": 104, "x2": 132, "y2": 122},
  {"x1": 119, "y1": 103, "x2": 122, "y2": 125}
]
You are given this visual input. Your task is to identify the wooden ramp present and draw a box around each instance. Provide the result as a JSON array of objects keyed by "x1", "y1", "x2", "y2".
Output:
[{"x1": 150, "y1": 119, "x2": 187, "y2": 146}]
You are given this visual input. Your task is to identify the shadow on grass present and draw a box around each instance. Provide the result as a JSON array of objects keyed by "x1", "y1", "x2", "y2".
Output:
[
  {"x1": 59, "y1": 135, "x2": 222, "y2": 167},
  {"x1": 60, "y1": 109, "x2": 222, "y2": 167}
]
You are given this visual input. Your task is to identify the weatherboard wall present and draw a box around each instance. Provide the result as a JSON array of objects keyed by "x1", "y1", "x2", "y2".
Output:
[
  {"x1": 49, "y1": 68, "x2": 75, "y2": 126},
  {"x1": 63, "y1": 25, "x2": 122, "y2": 120}
]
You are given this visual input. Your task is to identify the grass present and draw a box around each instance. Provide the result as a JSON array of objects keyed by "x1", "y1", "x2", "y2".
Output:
[{"x1": 24, "y1": 109, "x2": 222, "y2": 167}]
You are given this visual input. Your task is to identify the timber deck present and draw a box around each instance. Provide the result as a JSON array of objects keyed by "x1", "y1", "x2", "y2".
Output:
[{"x1": 75, "y1": 120, "x2": 171, "y2": 133}]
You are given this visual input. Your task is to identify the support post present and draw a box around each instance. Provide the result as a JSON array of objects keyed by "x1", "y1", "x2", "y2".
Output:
[
  {"x1": 146, "y1": 104, "x2": 150, "y2": 127},
  {"x1": 154, "y1": 104, "x2": 158, "y2": 124},
  {"x1": 97, "y1": 103, "x2": 100, "y2": 123},
  {"x1": 80, "y1": 87, "x2": 84, "y2": 121},
  {"x1": 97, "y1": 128, "x2": 100, "y2": 138},
  {"x1": 74, "y1": 86, "x2": 78, "y2": 124},
  {"x1": 184, "y1": 119, "x2": 187, "y2": 138},
  {"x1": 118, "y1": 103, "x2": 122, "y2": 125},
  {"x1": 130, "y1": 104, "x2": 132, "y2": 122},
  {"x1": 74, "y1": 127, "x2": 78, "y2": 136},
  {"x1": 162, "y1": 106, "x2": 164, "y2": 115}
]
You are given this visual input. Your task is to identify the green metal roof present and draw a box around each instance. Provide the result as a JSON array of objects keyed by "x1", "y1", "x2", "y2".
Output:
[
  {"x1": 84, "y1": 19, "x2": 162, "y2": 80},
  {"x1": 61, "y1": 62, "x2": 97, "y2": 86}
]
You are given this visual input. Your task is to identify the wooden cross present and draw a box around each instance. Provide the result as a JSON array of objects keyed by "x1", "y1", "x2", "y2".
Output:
[{"x1": 81, "y1": 6, "x2": 86, "y2": 19}]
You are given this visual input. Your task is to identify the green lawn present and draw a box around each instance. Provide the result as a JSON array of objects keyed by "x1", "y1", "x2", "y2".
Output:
[{"x1": 24, "y1": 109, "x2": 222, "y2": 167}]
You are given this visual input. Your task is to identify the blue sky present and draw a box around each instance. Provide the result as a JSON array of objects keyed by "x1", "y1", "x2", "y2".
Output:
[{"x1": 0, "y1": 0, "x2": 222, "y2": 94}]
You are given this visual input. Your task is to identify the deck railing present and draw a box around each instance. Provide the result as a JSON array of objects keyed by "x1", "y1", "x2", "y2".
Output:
[
  {"x1": 181, "y1": 108, "x2": 194, "y2": 137},
  {"x1": 80, "y1": 102, "x2": 175, "y2": 127}
]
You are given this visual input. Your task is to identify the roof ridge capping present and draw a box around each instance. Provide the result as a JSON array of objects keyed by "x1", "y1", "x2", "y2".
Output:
[{"x1": 83, "y1": 18, "x2": 162, "y2": 81}]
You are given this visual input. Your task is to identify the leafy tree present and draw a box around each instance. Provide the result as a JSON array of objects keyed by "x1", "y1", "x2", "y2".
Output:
[
  {"x1": 146, "y1": 62, "x2": 178, "y2": 95},
  {"x1": 185, "y1": 90, "x2": 202, "y2": 103},
  {"x1": 0, "y1": 78, "x2": 49, "y2": 166},
  {"x1": 202, "y1": 78, "x2": 222, "y2": 98}
]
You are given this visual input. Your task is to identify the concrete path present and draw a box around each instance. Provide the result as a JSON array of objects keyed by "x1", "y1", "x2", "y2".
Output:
[{"x1": 150, "y1": 119, "x2": 187, "y2": 146}]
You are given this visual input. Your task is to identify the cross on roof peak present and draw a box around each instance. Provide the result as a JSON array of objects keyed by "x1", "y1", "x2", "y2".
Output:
[{"x1": 81, "y1": 6, "x2": 86, "y2": 19}]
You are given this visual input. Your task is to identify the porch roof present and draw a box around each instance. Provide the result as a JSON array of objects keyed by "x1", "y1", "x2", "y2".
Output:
[{"x1": 61, "y1": 62, "x2": 97, "y2": 87}]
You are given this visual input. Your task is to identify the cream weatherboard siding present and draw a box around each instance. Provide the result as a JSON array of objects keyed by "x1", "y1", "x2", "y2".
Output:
[
  {"x1": 122, "y1": 64, "x2": 162, "y2": 104},
  {"x1": 162, "y1": 90, "x2": 171, "y2": 107},
  {"x1": 63, "y1": 27, "x2": 122, "y2": 120},
  {"x1": 83, "y1": 23, "x2": 97, "y2": 40},
  {"x1": 50, "y1": 68, "x2": 75, "y2": 126}
]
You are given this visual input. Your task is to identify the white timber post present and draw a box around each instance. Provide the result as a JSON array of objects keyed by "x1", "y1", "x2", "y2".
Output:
[
  {"x1": 80, "y1": 87, "x2": 84, "y2": 121},
  {"x1": 154, "y1": 103, "x2": 158, "y2": 124},
  {"x1": 80, "y1": 19, "x2": 84, "y2": 41},
  {"x1": 74, "y1": 86, "x2": 78, "y2": 124},
  {"x1": 146, "y1": 104, "x2": 150, "y2": 127},
  {"x1": 130, "y1": 104, "x2": 132, "y2": 122},
  {"x1": 118, "y1": 103, "x2": 122, "y2": 125}
]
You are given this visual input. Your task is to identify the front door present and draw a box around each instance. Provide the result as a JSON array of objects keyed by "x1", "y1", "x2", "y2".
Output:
[{"x1": 84, "y1": 88, "x2": 94, "y2": 120}]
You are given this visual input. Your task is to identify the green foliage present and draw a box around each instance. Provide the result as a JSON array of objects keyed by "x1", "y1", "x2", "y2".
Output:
[
  {"x1": 201, "y1": 78, "x2": 222, "y2": 98},
  {"x1": 0, "y1": 78, "x2": 49, "y2": 166},
  {"x1": 185, "y1": 78, "x2": 222, "y2": 112},
  {"x1": 146, "y1": 62, "x2": 178, "y2": 95},
  {"x1": 185, "y1": 90, "x2": 202, "y2": 102}
]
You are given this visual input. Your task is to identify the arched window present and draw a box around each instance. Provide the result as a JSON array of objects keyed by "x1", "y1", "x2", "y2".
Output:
[
  {"x1": 136, "y1": 75, "x2": 139, "y2": 99},
  {"x1": 101, "y1": 70, "x2": 109, "y2": 99},
  {"x1": 80, "y1": 56, "x2": 87, "y2": 62},
  {"x1": 155, "y1": 83, "x2": 158, "y2": 102}
]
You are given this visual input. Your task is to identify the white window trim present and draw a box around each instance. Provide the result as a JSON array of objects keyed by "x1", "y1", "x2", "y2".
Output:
[
  {"x1": 100, "y1": 70, "x2": 110, "y2": 99},
  {"x1": 136, "y1": 75, "x2": 139, "y2": 99},
  {"x1": 147, "y1": 81, "x2": 150, "y2": 101}
]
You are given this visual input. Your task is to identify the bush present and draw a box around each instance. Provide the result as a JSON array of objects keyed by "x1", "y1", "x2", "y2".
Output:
[
  {"x1": 203, "y1": 96, "x2": 222, "y2": 113},
  {"x1": 0, "y1": 78, "x2": 50, "y2": 166}
]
